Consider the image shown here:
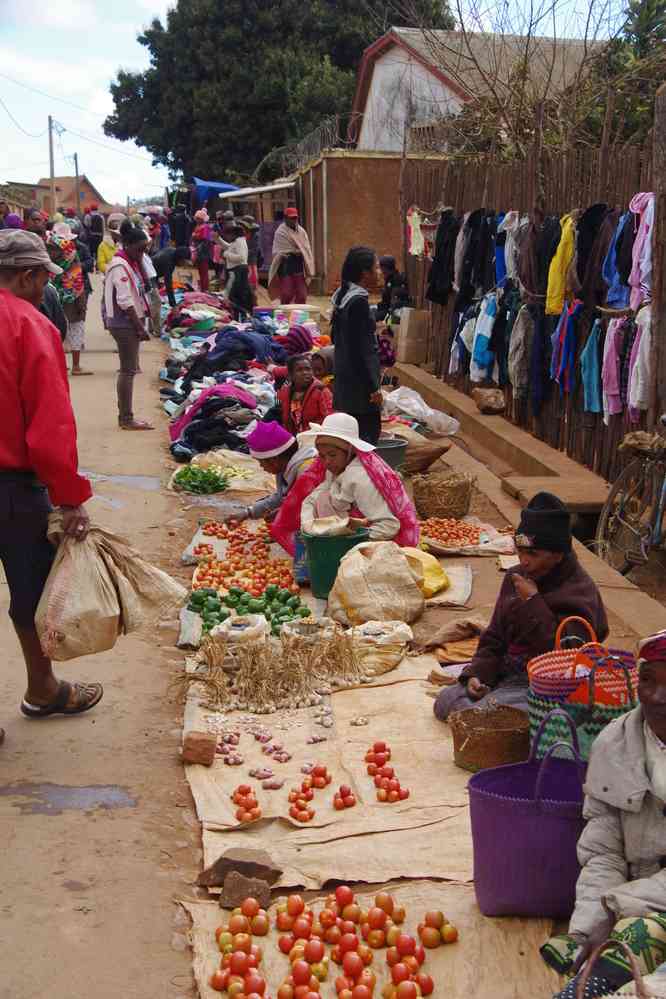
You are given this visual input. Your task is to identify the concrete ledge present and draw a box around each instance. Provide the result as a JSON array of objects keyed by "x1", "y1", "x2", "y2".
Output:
[{"x1": 396, "y1": 364, "x2": 610, "y2": 513}]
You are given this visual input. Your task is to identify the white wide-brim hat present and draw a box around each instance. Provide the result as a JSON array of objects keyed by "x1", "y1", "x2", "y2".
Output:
[{"x1": 297, "y1": 413, "x2": 375, "y2": 453}]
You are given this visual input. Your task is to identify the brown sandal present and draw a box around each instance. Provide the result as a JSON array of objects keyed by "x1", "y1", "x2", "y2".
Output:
[{"x1": 21, "y1": 680, "x2": 104, "y2": 718}]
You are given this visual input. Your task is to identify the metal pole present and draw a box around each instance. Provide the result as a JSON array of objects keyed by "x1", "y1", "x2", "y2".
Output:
[
  {"x1": 48, "y1": 115, "x2": 56, "y2": 215},
  {"x1": 74, "y1": 152, "x2": 81, "y2": 218}
]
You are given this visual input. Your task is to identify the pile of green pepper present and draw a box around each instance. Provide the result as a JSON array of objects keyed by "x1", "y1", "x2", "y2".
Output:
[{"x1": 187, "y1": 583, "x2": 311, "y2": 637}]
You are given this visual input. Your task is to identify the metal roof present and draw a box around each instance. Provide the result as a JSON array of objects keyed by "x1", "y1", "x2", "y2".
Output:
[{"x1": 217, "y1": 180, "x2": 295, "y2": 201}]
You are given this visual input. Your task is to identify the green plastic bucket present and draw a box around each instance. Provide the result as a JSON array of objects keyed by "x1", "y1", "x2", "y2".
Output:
[
  {"x1": 302, "y1": 528, "x2": 370, "y2": 599},
  {"x1": 375, "y1": 434, "x2": 408, "y2": 470}
]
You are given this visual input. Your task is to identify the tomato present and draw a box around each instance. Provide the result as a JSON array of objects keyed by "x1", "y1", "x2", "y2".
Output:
[
  {"x1": 244, "y1": 973, "x2": 266, "y2": 995},
  {"x1": 376, "y1": 789, "x2": 388, "y2": 802},
  {"x1": 395, "y1": 983, "x2": 418, "y2": 999},
  {"x1": 398, "y1": 788, "x2": 410, "y2": 801},
  {"x1": 251, "y1": 913, "x2": 269, "y2": 936},
  {"x1": 367, "y1": 908, "x2": 387, "y2": 931},
  {"x1": 419, "y1": 926, "x2": 441, "y2": 950},
  {"x1": 392, "y1": 907, "x2": 406, "y2": 924},
  {"x1": 386, "y1": 946, "x2": 400, "y2": 967},
  {"x1": 352, "y1": 987, "x2": 372, "y2": 999},
  {"x1": 396, "y1": 935, "x2": 416, "y2": 957},
  {"x1": 378, "y1": 766, "x2": 394, "y2": 779},
  {"x1": 357, "y1": 944, "x2": 373, "y2": 967},
  {"x1": 230, "y1": 952, "x2": 249, "y2": 976},
  {"x1": 415, "y1": 974, "x2": 433, "y2": 997},
  {"x1": 402, "y1": 957, "x2": 419, "y2": 975},
  {"x1": 232, "y1": 933, "x2": 253, "y2": 953},
  {"x1": 340, "y1": 932, "x2": 359, "y2": 954},
  {"x1": 342, "y1": 904, "x2": 361, "y2": 924},
  {"x1": 287, "y1": 894, "x2": 306, "y2": 917},
  {"x1": 335, "y1": 886, "x2": 355, "y2": 909},
  {"x1": 229, "y1": 914, "x2": 251, "y2": 935},
  {"x1": 210, "y1": 970, "x2": 228, "y2": 992},
  {"x1": 333, "y1": 795, "x2": 345, "y2": 811},
  {"x1": 304, "y1": 939, "x2": 325, "y2": 964},
  {"x1": 367, "y1": 929, "x2": 385, "y2": 949},
  {"x1": 343, "y1": 794, "x2": 356, "y2": 808},
  {"x1": 325, "y1": 925, "x2": 342, "y2": 945},
  {"x1": 319, "y1": 908, "x2": 337, "y2": 928},
  {"x1": 342, "y1": 951, "x2": 364, "y2": 981},
  {"x1": 441, "y1": 924, "x2": 458, "y2": 944},
  {"x1": 388, "y1": 791, "x2": 400, "y2": 803},
  {"x1": 293, "y1": 917, "x2": 312, "y2": 940},
  {"x1": 292, "y1": 961, "x2": 312, "y2": 987},
  {"x1": 336, "y1": 976, "x2": 353, "y2": 995},
  {"x1": 277, "y1": 911, "x2": 295, "y2": 932},
  {"x1": 391, "y1": 964, "x2": 410, "y2": 986}
]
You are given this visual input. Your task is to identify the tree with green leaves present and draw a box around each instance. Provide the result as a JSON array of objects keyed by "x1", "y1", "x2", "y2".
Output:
[{"x1": 104, "y1": 0, "x2": 453, "y2": 180}]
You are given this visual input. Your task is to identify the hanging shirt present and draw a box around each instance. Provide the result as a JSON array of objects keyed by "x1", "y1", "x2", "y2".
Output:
[
  {"x1": 545, "y1": 213, "x2": 576, "y2": 316},
  {"x1": 629, "y1": 305, "x2": 652, "y2": 416},
  {"x1": 629, "y1": 193, "x2": 655, "y2": 309},
  {"x1": 580, "y1": 320, "x2": 602, "y2": 414},
  {"x1": 602, "y1": 318, "x2": 624, "y2": 424},
  {"x1": 470, "y1": 292, "x2": 497, "y2": 382},
  {"x1": 602, "y1": 212, "x2": 631, "y2": 308}
]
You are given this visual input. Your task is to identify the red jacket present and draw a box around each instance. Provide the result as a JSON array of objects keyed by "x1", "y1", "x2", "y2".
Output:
[
  {"x1": 278, "y1": 379, "x2": 333, "y2": 435},
  {"x1": 0, "y1": 289, "x2": 91, "y2": 507}
]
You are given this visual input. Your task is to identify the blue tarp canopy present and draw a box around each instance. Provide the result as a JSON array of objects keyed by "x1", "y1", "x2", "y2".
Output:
[{"x1": 192, "y1": 177, "x2": 239, "y2": 205}]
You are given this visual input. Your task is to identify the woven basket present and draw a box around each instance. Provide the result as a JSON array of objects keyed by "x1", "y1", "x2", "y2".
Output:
[
  {"x1": 412, "y1": 470, "x2": 475, "y2": 520},
  {"x1": 449, "y1": 704, "x2": 530, "y2": 773}
]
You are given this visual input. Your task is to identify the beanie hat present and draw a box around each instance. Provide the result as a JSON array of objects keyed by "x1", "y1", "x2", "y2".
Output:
[
  {"x1": 515, "y1": 491, "x2": 571, "y2": 553},
  {"x1": 283, "y1": 324, "x2": 314, "y2": 356},
  {"x1": 247, "y1": 421, "x2": 295, "y2": 459},
  {"x1": 638, "y1": 630, "x2": 666, "y2": 667}
]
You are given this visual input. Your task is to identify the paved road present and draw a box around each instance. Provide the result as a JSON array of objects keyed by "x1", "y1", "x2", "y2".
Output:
[{"x1": 0, "y1": 275, "x2": 198, "y2": 999}]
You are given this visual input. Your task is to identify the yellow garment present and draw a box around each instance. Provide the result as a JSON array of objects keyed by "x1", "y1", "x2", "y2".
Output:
[
  {"x1": 400, "y1": 547, "x2": 449, "y2": 598},
  {"x1": 545, "y1": 213, "x2": 576, "y2": 316},
  {"x1": 97, "y1": 239, "x2": 118, "y2": 274}
]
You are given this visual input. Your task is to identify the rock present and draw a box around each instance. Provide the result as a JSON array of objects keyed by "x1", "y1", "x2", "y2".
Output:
[
  {"x1": 471, "y1": 387, "x2": 505, "y2": 414},
  {"x1": 219, "y1": 871, "x2": 271, "y2": 909},
  {"x1": 182, "y1": 731, "x2": 218, "y2": 766},
  {"x1": 197, "y1": 848, "x2": 283, "y2": 888}
]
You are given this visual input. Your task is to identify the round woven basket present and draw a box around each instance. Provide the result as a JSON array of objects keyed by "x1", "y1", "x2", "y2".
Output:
[
  {"x1": 449, "y1": 704, "x2": 530, "y2": 773},
  {"x1": 412, "y1": 470, "x2": 474, "y2": 519}
]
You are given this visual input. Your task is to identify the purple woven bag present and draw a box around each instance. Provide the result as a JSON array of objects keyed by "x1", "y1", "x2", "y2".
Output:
[{"x1": 468, "y1": 708, "x2": 586, "y2": 918}]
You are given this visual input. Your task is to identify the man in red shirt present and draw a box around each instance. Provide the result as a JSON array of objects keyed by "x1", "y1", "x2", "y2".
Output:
[{"x1": 0, "y1": 230, "x2": 103, "y2": 738}]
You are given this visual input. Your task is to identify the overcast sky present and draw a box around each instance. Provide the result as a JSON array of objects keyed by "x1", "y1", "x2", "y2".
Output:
[{"x1": 0, "y1": 0, "x2": 174, "y2": 206}]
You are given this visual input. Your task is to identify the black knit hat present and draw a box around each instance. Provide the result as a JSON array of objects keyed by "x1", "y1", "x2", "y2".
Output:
[{"x1": 515, "y1": 491, "x2": 571, "y2": 553}]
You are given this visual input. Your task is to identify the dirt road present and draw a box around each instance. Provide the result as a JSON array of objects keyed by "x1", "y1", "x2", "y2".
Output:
[{"x1": 0, "y1": 276, "x2": 198, "y2": 999}]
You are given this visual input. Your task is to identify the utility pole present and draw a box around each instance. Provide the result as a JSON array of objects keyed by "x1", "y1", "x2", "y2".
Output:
[
  {"x1": 48, "y1": 115, "x2": 56, "y2": 216},
  {"x1": 74, "y1": 152, "x2": 81, "y2": 218}
]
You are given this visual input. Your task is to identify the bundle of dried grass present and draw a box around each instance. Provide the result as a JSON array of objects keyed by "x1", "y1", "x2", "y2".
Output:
[{"x1": 169, "y1": 657, "x2": 232, "y2": 711}]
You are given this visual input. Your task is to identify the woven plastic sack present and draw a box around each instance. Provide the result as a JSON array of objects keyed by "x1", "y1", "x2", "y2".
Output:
[
  {"x1": 400, "y1": 547, "x2": 449, "y2": 598},
  {"x1": 36, "y1": 515, "x2": 186, "y2": 661},
  {"x1": 328, "y1": 542, "x2": 425, "y2": 626}
]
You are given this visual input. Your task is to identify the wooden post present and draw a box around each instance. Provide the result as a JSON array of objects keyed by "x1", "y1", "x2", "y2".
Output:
[
  {"x1": 531, "y1": 102, "x2": 545, "y2": 223},
  {"x1": 650, "y1": 85, "x2": 666, "y2": 424},
  {"x1": 596, "y1": 87, "x2": 614, "y2": 202}
]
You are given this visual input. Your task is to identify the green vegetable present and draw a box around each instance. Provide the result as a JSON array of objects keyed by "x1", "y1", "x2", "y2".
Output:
[
  {"x1": 277, "y1": 588, "x2": 291, "y2": 604},
  {"x1": 265, "y1": 584, "x2": 279, "y2": 599},
  {"x1": 297, "y1": 606, "x2": 312, "y2": 617},
  {"x1": 239, "y1": 591, "x2": 252, "y2": 605},
  {"x1": 248, "y1": 598, "x2": 265, "y2": 613},
  {"x1": 173, "y1": 464, "x2": 231, "y2": 495},
  {"x1": 229, "y1": 586, "x2": 244, "y2": 599},
  {"x1": 205, "y1": 597, "x2": 221, "y2": 612},
  {"x1": 286, "y1": 595, "x2": 300, "y2": 610},
  {"x1": 225, "y1": 594, "x2": 240, "y2": 608}
]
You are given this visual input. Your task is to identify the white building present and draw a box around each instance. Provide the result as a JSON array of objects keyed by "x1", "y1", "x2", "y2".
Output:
[{"x1": 351, "y1": 27, "x2": 595, "y2": 152}]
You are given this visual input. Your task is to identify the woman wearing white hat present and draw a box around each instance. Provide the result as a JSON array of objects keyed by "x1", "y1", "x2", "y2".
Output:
[{"x1": 293, "y1": 413, "x2": 419, "y2": 544}]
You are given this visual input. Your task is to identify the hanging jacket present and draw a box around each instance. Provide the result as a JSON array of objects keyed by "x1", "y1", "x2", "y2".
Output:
[
  {"x1": 426, "y1": 209, "x2": 460, "y2": 305},
  {"x1": 507, "y1": 305, "x2": 534, "y2": 397},
  {"x1": 628, "y1": 305, "x2": 652, "y2": 417},
  {"x1": 580, "y1": 320, "x2": 603, "y2": 413},
  {"x1": 628, "y1": 192, "x2": 655, "y2": 309},
  {"x1": 602, "y1": 211, "x2": 631, "y2": 308},
  {"x1": 571, "y1": 207, "x2": 620, "y2": 309},
  {"x1": 601, "y1": 318, "x2": 625, "y2": 423},
  {"x1": 470, "y1": 292, "x2": 497, "y2": 382},
  {"x1": 517, "y1": 216, "x2": 561, "y2": 304},
  {"x1": 545, "y1": 213, "x2": 577, "y2": 316}
]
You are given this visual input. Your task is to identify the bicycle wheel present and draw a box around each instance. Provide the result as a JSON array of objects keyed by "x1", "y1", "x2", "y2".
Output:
[{"x1": 595, "y1": 457, "x2": 659, "y2": 574}]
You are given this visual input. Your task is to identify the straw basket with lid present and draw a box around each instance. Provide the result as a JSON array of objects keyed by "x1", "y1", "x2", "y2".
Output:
[{"x1": 449, "y1": 701, "x2": 530, "y2": 773}]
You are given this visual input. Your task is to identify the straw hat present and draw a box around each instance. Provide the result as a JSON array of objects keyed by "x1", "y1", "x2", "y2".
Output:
[{"x1": 298, "y1": 413, "x2": 374, "y2": 453}]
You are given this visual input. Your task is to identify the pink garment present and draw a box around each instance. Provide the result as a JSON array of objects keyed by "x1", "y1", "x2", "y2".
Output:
[
  {"x1": 169, "y1": 384, "x2": 257, "y2": 441},
  {"x1": 627, "y1": 320, "x2": 644, "y2": 423},
  {"x1": 601, "y1": 318, "x2": 624, "y2": 421},
  {"x1": 628, "y1": 192, "x2": 655, "y2": 310},
  {"x1": 182, "y1": 292, "x2": 225, "y2": 308}
]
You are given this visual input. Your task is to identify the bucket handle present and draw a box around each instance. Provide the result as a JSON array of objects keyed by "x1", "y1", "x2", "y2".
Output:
[
  {"x1": 529, "y1": 707, "x2": 581, "y2": 762},
  {"x1": 576, "y1": 940, "x2": 649, "y2": 999},
  {"x1": 554, "y1": 616, "x2": 598, "y2": 650},
  {"x1": 533, "y1": 739, "x2": 586, "y2": 804}
]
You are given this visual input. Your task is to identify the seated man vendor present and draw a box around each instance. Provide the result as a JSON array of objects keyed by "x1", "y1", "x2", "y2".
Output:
[
  {"x1": 542, "y1": 629, "x2": 666, "y2": 999},
  {"x1": 234, "y1": 421, "x2": 316, "y2": 524},
  {"x1": 434, "y1": 491, "x2": 608, "y2": 720}
]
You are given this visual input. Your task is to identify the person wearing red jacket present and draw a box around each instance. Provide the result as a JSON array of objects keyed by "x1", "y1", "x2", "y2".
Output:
[
  {"x1": 278, "y1": 353, "x2": 333, "y2": 436},
  {"x1": 0, "y1": 230, "x2": 103, "y2": 738}
]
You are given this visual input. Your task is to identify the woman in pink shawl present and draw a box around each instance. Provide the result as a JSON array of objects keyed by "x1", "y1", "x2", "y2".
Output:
[{"x1": 270, "y1": 413, "x2": 419, "y2": 555}]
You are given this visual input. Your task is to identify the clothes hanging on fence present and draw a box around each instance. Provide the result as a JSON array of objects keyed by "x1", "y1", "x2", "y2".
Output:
[
  {"x1": 545, "y1": 212, "x2": 577, "y2": 316},
  {"x1": 507, "y1": 305, "x2": 534, "y2": 398},
  {"x1": 488, "y1": 283, "x2": 521, "y2": 387},
  {"x1": 619, "y1": 319, "x2": 639, "y2": 407},
  {"x1": 454, "y1": 209, "x2": 497, "y2": 311},
  {"x1": 574, "y1": 206, "x2": 620, "y2": 309},
  {"x1": 530, "y1": 309, "x2": 554, "y2": 417},
  {"x1": 426, "y1": 209, "x2": 460, "y2": 305},
  {"x1": 628, "y1": 192, "x2": 655, "y2": 309},
  {"x1": 580, "y1": 319, "x2": 603, "y2": 414},
  {"x1": 517, "y1": 215, "x2": 561, "y2": 304},
  {"x1": 470, "y1": 292, "x2": 497, "y2": 382},
  {"x1": 629, "y1": 304, "x2": 652, "y2": 416},
  {"x1": 453, "y1": 212, "x2": 470, "y2": 291},
  {"x1": 602, "y1": 317, "x2": 624, "y2": 424},
  {"x1": 497, "y1": 212, "x2": 523, "y2": 284},
  {"x1": 551, "y1": 300, "x2": 584, "y2": 393},
  {"x1": 407, "y1": 208, "x2": 425, "y2": 257},
  {"x1": 602, "y1": 211, "x2": 632, "y2": 309}
]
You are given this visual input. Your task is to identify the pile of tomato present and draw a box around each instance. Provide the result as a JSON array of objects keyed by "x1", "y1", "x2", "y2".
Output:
[
  {"x1": 192, "y1": 519, "x2": 298, "y2": 597},
  {"x1": 420, "y1": 517, "x2": 482, "y2": 547}
]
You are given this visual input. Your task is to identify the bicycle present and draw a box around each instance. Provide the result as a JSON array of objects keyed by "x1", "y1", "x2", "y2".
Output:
[{"x1": 595, "y1": 426, "x2": 666, "y2": 575}]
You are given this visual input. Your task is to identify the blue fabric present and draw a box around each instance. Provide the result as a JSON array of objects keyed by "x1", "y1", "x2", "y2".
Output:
[
  {"x1": 495, "y1": 212, "x2": 507, "y2": 288},
  {"x1": 580, "y1": 320, "x2": 603, "y2": 413},
  {"x1": 555, "y1": 302, "x2": 584, "y2": 392},
  {"x1": 472, "y1": 293, "x2": 497, "y2": 372},
  {"x1": 602, "y1": 211, "x2": 631, "y2": 308},
  {"x1": 192, "y1": 176, "x2": 239, "y2": 205}
]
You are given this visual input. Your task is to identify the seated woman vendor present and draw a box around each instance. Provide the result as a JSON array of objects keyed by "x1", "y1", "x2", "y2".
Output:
[
  {"x1": 541, "y1": 630, "x2": 666, "y2": 999},
  {"x1": 233, "y1": 421, "x2": 316, "y2": 523},
  {"x1": 298, "y1": 413, "x2": 419, "y2": 543},
  {"x1": 434, "y1": 492, "x2": 608, "y2": 720}
]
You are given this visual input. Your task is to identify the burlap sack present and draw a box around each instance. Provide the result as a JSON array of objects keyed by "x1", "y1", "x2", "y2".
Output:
[
  {"x1": 351, "y1": 621, "x2": 413, "y2": 676},
  {"x1": 36, "y1": 515, "x2": 186, "y2": 661},
  {"x1": 328, "y1": 542, "x2": 425, "y2": 626}
]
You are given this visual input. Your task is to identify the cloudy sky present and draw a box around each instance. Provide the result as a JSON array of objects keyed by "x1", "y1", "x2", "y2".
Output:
[{"x1": 0, "y1": 0, "x2": 174, "y2": 206}]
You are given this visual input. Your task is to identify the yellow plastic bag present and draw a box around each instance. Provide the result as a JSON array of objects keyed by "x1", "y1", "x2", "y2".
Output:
[{"x1": 400, "y1": 547, "x2": 449, "y2": 598}]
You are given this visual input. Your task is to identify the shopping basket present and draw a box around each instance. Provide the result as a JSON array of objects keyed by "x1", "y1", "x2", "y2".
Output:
[{"x1": 468, "y1": 708, "x2": 586, "y2": 918}]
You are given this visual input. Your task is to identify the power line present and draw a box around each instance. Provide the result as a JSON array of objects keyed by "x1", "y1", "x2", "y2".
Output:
[
  {"x1": 57, "y1": 122, "x2": 158, "y2": 164},
  {"x1": 0, "y1": 72, "x2": 107, "y2": 117},
  {"x1": 0, "y1": 95, "x2": 47, "y2": 138}
]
